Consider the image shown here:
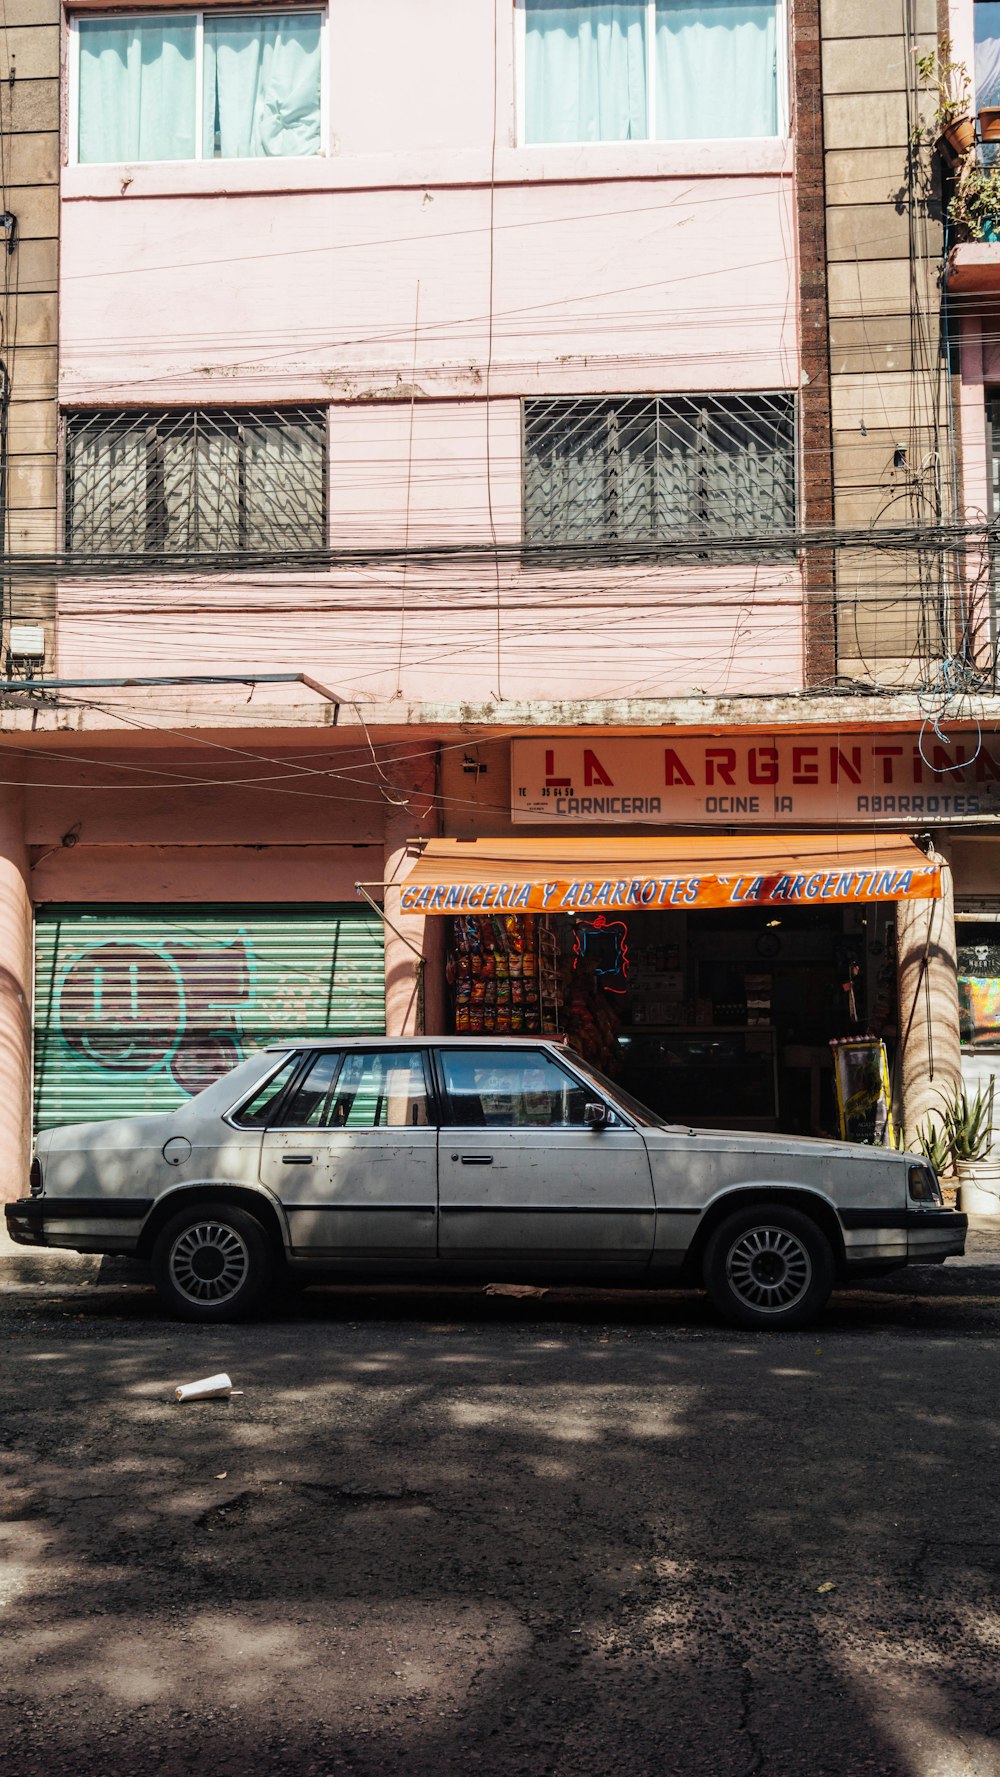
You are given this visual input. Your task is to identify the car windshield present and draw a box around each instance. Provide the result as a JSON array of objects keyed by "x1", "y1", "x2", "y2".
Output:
[{"x1": 563, "y1": 1054, "x2": 671, "y2": 1129}]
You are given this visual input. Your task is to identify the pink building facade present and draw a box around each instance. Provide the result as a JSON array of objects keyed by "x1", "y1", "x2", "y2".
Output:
[{"x1": 1, "y1": 0, "x2": 996, "y2": 1196}]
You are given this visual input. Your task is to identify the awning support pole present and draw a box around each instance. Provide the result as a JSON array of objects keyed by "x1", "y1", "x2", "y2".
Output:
[{"x1": 355, "y1": 882, "x2": 424, "y2": 961}]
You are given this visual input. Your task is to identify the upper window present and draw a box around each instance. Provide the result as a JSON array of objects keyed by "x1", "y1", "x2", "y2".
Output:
[
  {"x1": 73, "y1": 10, "x2": 324, "y2": 164},
  {"x1": 977, "y1": 3, "x2": 1000, "y2": 109},
  {"x1": 521, "y1": 0, "x2": 781, "y2": 144},
  {"x1": 523, "y1": 393, "x2": 796, "y2": 560},
  {"x1": 64, "y1": 407, "x2": 327, "y2": 557}
]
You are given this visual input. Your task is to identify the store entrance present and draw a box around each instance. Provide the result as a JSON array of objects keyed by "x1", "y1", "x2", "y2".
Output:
[
  {"x1": 444, "y1": 901, "x2": 899, "y2": 1139},
  {"x1": 614, "y1": 904, "x2": 891, "y2": 1136}
]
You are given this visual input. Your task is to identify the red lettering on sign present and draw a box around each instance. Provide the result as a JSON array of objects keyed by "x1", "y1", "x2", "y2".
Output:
[
  {"x1": 544, "y1": 747, "x2": 571, "y2": 789},
  {"x1": 583, "y1": 749, "x2": 613, "y2": 788},
  {"x1": 792, "y1": 746, "x2": 819, "y2": 785},
  {"x1": 705, "y1": 748, "x2": 737, "y2": 786},
  {"x1": 831, "y1": 746, "x2": 862, "y2": 784},
  {"x1": 932, "y1": 745, "x2": 967, "y2": 779},
  {"x1": 664, "y1": 748, "x2": 694, "y2": 787},
  {"x1": 748, "y1": 746, "x2": 778, "y2": 785},
  {"x1": 873, "y1": 745, "x2": 903, "y2": 783}
]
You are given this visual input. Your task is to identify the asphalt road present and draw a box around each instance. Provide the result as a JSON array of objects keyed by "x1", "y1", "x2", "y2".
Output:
[{"x1": 3, "y1": 1249, "x2": 1000, "y2": 1777}]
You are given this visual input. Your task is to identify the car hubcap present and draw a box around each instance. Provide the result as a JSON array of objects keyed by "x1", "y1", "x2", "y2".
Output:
[
  {"x1": 170, "y1": 1221, "x2": 249, "y2": 1305},
  {"x1": 726, "y1": 1226, "x2": 811, "y2": 1313}
]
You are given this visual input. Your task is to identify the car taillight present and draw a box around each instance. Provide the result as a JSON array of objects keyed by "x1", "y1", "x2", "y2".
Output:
[
  {"x1": 908, "y1": 1162, "x2": 942, "y2": 1205},
  {"x1": 29, "y1": 1157, "x2": 42, "y2": 1197}
]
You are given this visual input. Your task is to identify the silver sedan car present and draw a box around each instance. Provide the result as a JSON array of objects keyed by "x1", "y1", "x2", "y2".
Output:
[{"x1": 6, "y1": 1038, "x2": 966, "y2": 1329}]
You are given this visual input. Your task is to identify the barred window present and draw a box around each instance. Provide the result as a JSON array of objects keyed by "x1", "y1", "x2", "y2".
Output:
[
  {"x1": 64, "y1": 409, "x2": 327, "y2": 557},
  {"x1": 523, "y1": 393, "x2": 796, "y2": 560}
]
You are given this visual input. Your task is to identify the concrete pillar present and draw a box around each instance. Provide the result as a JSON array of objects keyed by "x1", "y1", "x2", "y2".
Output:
[
  {"x1": 381, "y1": 749, "x2": 444, "y2": 1037},
  {"x1": 896, "y1": 850, "x2": 962, "y2": 1143},
  {"x1": 0, "y1": 786, "x2": 33, "y2": 1202}
]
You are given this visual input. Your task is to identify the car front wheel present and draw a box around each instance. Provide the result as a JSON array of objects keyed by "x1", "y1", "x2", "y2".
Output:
[
  {"x1": 152, "y1": 1201, "x2": 274, "y2": 1323},
  {"x1": 702, "y1": 1204, "x2": 835, "y2": 1330}
]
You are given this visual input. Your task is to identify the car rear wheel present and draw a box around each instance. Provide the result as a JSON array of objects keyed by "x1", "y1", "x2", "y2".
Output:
[
  {"x1": 702, "y1": 1204, "x2": 835, "y2": 1330},
  {"x1": 152, "y1": 1201, "x2": 274, "y2": 1323}
]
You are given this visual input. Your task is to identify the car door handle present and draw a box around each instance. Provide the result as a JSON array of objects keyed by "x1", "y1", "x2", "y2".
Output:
[
  {"x1": 282, "y1": 1154, "x2": 315, "y2": 1165},
  {"x1": 458, "y1": 1154, "x2": 494, "y2": 1165}
]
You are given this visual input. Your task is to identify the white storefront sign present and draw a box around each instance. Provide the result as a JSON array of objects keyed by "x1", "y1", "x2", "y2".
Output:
[{"x1": 511, "y1": 734, "x2": 1000, "y2": 825}]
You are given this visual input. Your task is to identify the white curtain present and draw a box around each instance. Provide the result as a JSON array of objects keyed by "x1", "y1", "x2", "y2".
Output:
[
  {"x1": 69, "y1": 428, "x2": 148, "y2": 551},
  {"x1": 524, "y1": 407, "x2": 609, "y2": 543},
  {"x1": 161, "y1": 426, "x2": 243, "y2": 553},
  {"x1": 524, "y1": 2, "x2": 648, "y2": 143},
  {"x1": 655, "y1": 419, "x2": 701, "y2": 534},
  {"x1": 703, "y1": 418, "x2": 792, "y2": 535},
  {"x1": 77, "y1": 17, "x2": 197, "y2": 163},
  {"x1": 244, "y1": 419, "x2": 326, "y2": 549},
  {"x1": 655, "y1": 0, "x2": 778, "y2": 139},
  {"x1": 976, "y1": 2, "x2": 1000, "y2": 106},
  {"x1": 203, "y1": 12, "x2": 322, "y2": 159}
]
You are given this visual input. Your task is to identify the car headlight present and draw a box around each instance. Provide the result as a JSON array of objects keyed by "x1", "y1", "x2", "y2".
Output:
[
  {"x1": 29, "y1": 1156, "x2": 42, "y2": 1197},
  {"x1": 908, "y1": 1162, "x2": 942, "y2": 1206}
]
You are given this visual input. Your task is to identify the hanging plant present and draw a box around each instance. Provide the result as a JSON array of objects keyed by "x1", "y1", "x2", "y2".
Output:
[
  {"x1": 949, "y1": 160, "x2": 1000, "y2": 241},
  {"x1": 914, "y1": 40, "x2": 974, "y2": 159}
]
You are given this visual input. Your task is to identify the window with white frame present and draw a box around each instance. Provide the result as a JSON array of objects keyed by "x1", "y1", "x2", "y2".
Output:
[
  {"x1": 976, "y1": 2, "x2": 1000, "y2": 108},
  {"x1": 72, "y1": 10, "x2": 324, "y2": 163},
  {"x1": 520, "y1": 0, "x2": 783, "y2": 144}
]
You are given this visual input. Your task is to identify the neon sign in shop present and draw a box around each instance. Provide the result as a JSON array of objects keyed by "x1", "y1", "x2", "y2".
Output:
[{"x1": 573, "y1": 914, "x2": 629, "y2": 992}]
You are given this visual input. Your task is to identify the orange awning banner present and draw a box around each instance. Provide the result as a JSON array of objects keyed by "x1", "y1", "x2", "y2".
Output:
[{"x1": 380, "y1": 833, "x2": 940, "y2": 916}]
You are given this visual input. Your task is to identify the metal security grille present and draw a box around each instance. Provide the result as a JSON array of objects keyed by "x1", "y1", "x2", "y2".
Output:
[
  {"x1": 988, "y1": 395, "x2": 1000, "y2": 681},
  {"x1": 523, "y1": 393, "x2": 796, "y2": 559},
  {"x1": 33, "y1": 904, "x2": 385, "y2": 1128},
  {"x1": 64, "y1": 408, "x2": 328, "y2": 557},
  {"x1": 989, "y1": 394, "x2": 1000, "y2": 533}
]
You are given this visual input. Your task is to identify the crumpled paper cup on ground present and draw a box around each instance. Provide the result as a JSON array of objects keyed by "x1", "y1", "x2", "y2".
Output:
[{"x1": 175, "y1": 1373, "x2": 233, "y2": 1402}]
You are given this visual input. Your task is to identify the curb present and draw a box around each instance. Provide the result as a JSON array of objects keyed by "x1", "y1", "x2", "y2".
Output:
[{"x1": 0, "y1": 1227, "x2": 148, "y2": 1287}]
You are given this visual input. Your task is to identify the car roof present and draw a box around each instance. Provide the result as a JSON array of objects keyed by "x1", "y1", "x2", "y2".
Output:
[{"x1": 265, "y1": 1036, "x2": 568, "y2": 1051}]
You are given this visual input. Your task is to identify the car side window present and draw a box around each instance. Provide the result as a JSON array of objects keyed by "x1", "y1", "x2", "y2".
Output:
[
  {"x1": 329, "y1": 1051, "x2": 430, "y2": 1129},
  {"x1": 275, "y1": 1052, "x2": 344, "y2": 1128},
  {"x1": 439, "y1": 1049, "x2": 589, "y2": 1128},
  {"x1": 233, "y1": 1054, "x2": 299, "y2": 1127}
]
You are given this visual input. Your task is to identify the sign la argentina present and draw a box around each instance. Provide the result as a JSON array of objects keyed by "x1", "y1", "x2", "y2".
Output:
[{"x1": 511, "y1": 734, "x2": 1000, "y2": 825}]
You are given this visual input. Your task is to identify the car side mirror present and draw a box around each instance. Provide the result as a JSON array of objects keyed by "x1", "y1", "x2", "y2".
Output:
[{"x1": 584, "y1": 1101, "x2": 609, "y2": 1130}]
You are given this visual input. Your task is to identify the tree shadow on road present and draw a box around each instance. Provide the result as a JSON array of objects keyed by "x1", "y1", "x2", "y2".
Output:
[{"x1": 2, "y1": 1280, "x2": 1000, "y2": 1777}]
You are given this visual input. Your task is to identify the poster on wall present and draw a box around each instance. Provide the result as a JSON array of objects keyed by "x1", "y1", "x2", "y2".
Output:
[
  {"x1": 959, "y1": 977, "x2": 1000, "y2": 1047},
  {"x1": 510, "y1": 735, "x2": 1000, "y2": 826},
  {"x1": 830, "y1": 1038, "x2": 895, "y2": 1148}
]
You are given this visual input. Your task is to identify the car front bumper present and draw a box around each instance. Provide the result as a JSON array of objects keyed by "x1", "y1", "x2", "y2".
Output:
[
  {"x1": 905, "y1": 1207, "x2": 968, "y2": 1263},
  {"x1": 840, "y1": 1206, "x2": 968, "y2": 1267}
]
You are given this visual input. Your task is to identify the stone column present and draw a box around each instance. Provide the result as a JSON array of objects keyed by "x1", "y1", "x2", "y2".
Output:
[
  {"x1": 0, "y1": 786, "x2": 33, "y2": 1201},
  {"x1": 896, "y1": 850, "x2": 962, "y2": 1142},
  {"x1": 381, "y1": 749, "x2": 444, "y2": 1037}
]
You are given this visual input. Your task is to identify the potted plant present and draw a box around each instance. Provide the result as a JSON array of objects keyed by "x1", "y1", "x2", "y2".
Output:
[
  {"x1": 916, "y1": 1115, "x2": 952, "y2": 1181},
  {"x1": 949, "y1": 160, "x2": 1000, "y2": 240},
  {"x1": 979, "y1": 104, "x2": 1000, "y2": 142},
  {"x1": 915, "y1": 40, "x2": 974, "y2": 160},
  {"x1": 940, "y1": 1079, "x2": 1000, "y2": 1214}
]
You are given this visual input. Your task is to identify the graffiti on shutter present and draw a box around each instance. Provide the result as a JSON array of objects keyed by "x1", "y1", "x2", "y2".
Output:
[
  {"x1": 56, "y1": 935, "x2": 255, "y2": 1096},
  {"x1": 34, "y1": 907, "x2": 385, "y2": 1127}
]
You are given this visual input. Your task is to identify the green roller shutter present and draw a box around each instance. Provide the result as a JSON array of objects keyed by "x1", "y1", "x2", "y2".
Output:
[{"x1": 33, "y1": 904, "x2": 385, "y2": 1130}]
